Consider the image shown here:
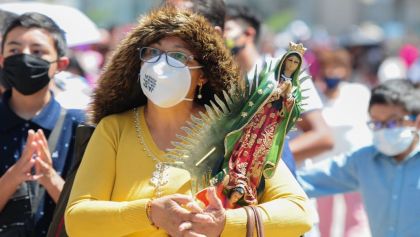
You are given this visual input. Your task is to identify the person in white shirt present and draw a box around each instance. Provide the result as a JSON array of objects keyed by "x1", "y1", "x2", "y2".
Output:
[{"x1": 310, "y1": 48, "x2": 372, "y2": 237}]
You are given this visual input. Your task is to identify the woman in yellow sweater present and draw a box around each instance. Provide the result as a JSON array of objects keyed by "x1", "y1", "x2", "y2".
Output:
[{"x1": 65, "y1": 7, "x2": 312, "y2": 237}]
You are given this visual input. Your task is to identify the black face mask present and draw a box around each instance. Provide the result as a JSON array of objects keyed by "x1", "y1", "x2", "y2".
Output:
[
  {"x1": 3, "y1": 54, "x2": 52, "y2": 95},
  {"x1": 230, "y1": 44, "x2": 246, "y2": 56},
  {"x1": 225, "y1": 38, "x2": 246, "y2": 56}
]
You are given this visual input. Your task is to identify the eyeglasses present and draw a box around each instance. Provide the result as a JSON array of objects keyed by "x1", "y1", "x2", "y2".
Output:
[
  {"x1": 138, "y1": 47, "x2": 202, "y2": 69},
  {"x1": 367, "y1": 114, "x2": 417, "y2": 130}
]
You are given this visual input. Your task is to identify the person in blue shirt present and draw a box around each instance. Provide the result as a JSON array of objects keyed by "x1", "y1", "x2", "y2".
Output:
[
  {"x1": 297, "y1": 79, "x2": 420, "y2": 237},
  {"x1": 0, "y1": 13, "x2": 84, "y2": 236}
]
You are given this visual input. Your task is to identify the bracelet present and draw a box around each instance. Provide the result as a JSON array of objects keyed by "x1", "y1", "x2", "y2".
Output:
[{"x1": 146, "y1": 199, "x2": 159, "y2": 229}]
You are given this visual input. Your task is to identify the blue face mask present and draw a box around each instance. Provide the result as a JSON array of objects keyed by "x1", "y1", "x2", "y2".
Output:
[
  {"x1": 372, "y1": 127, "x2": 416, "y2": 156},
  {"x1": 324, "y1": 77, "x2": 341, "y2": 90}
]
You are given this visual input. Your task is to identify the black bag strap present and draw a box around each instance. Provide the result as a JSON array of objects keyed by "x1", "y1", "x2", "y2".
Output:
[
  {"x1": 46, "y1": 124, "x2": 96, "y2": 237},
  {"x1": 31, "y1": 108, "x2": 67, "y2": 214}
]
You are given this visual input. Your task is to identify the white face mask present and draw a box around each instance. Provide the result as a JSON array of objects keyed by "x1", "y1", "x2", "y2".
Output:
[
  {"x1": 139, "y1": 55, "x2": 192, "y2": 108},
  {"x1": 373, "y1": 127, "x2": 416, "y2": 156}
]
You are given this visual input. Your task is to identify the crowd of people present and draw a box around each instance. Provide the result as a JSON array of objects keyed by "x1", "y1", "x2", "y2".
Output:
[{"x1": 0, "y1": 1, "x2": 419, "y2": 237}]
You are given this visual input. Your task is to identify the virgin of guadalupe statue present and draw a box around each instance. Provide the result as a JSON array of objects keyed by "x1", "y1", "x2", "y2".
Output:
[{"x1": 166, "y1": 42, "x2": 308, "y2": 208}]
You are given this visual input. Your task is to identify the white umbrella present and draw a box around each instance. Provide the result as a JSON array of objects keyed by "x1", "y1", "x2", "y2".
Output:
[{"x1": 0, "y1": 2, "x2": 101, "y2": 47}]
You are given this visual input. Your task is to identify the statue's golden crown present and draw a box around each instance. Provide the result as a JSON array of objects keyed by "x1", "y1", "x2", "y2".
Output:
[{"x1": 288, "y1": 42, "x2": 306, "y2": 55}]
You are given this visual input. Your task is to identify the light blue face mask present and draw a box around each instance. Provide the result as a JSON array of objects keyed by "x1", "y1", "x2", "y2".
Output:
[{"x1": 373, "y1": 127, "x2": 416, "y2": 156}]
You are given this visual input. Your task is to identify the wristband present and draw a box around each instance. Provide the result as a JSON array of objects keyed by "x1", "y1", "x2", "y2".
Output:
[{"x1": 146, "y1": 199, "x2": 159, "y2": 229}]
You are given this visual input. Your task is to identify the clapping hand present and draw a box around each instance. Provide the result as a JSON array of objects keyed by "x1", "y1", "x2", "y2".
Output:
[
  {"x1": 5, "y1": 130, "x2": 38, "y2": 186},
  {"x1": 7, "y1": 129, "x2": 55, "y2": 185},
  {"x1": 32, "y1": 129, "x2": 55, "y2": 184},
  {"x1": 31, "y1": 129, "x2": 64, "y2": 202}
]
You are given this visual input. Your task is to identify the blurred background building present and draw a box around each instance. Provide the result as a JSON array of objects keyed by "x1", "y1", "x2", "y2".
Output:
[
  {"x1": 2, "y1": 0, "x2": 419, "y2": 86},
  {"x1": 1, "y1": 0, "x2": 418, "y2": 39}
]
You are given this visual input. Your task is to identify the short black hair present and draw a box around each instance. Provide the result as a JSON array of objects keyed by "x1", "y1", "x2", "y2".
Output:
[
  {"x1": 226, "y1": 3, "x2": 262, "y2": 42},
  {"x1": 1, "y1": 12, "x2": 67, "y2": 57},
  {"x1": 0, "y1": 10, "x2": 18, "y2": 36},
  {"x1": 162, "y1": 0, "x2": 226, "y2": 30},
  {"x1": 369, "y1": 79, "x2": 420, "y2": 115}
]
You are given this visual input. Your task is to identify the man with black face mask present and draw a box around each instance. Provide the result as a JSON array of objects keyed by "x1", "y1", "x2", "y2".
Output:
[
  {"x1": 223, "y1": 4, "x2": 261, "y2": 78},
  {"x1": 0, "y1": 13, "x2": 84, "y2": 237}
]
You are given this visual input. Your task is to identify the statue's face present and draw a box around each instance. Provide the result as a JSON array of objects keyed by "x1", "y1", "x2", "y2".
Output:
[
  {"x1": 230, "y1": 190, "x2": 243, "y2": 203},
  {"x1": 285, "y1": 55, "x2": 300, "y2": 75}
]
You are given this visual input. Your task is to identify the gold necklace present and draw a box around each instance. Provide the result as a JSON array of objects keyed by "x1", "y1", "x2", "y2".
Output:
[{"x1": 133, "y1": 108, "x2": 168, "y2": 198}]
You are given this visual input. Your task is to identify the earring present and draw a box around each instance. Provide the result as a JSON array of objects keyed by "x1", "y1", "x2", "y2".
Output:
[{"x1": 197, "y1": 82, "x2": 203, "y2": 99}]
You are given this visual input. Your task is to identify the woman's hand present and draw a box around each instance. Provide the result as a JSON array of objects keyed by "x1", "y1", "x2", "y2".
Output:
[
  {"x1": 179, "y1": 187, "x2": 226, "y2": 237},
  {"x1": 150, "y1": 194, "x2": 205, "y2": 237}
]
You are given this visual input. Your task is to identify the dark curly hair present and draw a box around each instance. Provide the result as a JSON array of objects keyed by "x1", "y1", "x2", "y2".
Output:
[{"x1": 90, "y1": 7, "x2": 239, "y2": 124}]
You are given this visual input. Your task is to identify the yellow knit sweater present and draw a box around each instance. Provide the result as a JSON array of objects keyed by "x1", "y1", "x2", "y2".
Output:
[{"x1": 65, "y1": 106, "x2": 312, "y2": 236}]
